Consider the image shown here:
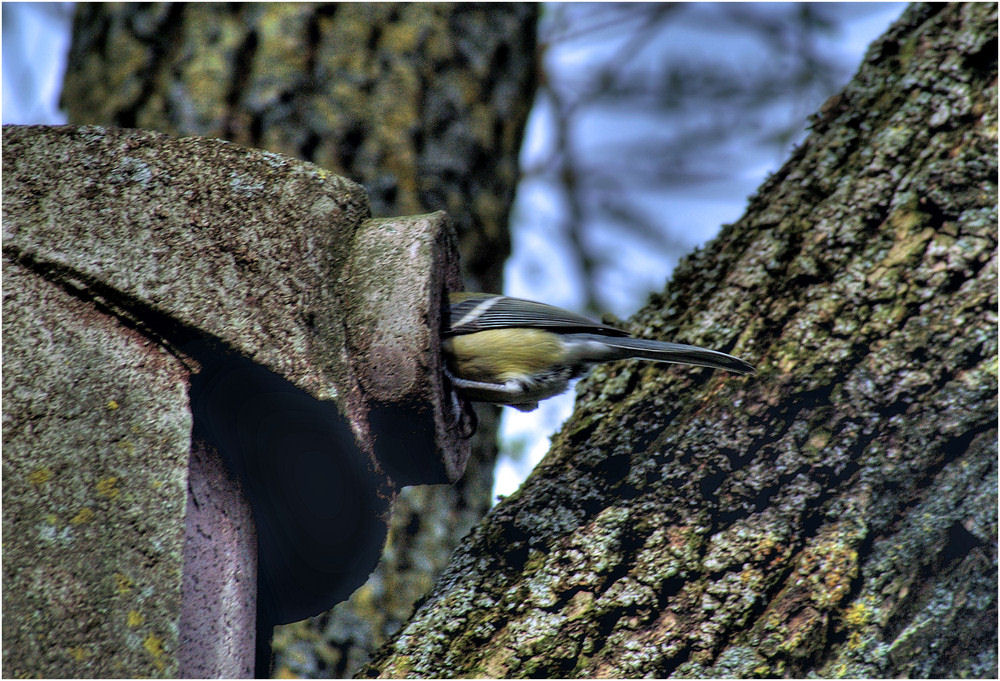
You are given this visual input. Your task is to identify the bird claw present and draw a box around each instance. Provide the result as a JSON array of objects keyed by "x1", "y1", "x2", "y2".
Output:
[{"x1": 443, "y1": 367, "x2": 479, "y2": 438}]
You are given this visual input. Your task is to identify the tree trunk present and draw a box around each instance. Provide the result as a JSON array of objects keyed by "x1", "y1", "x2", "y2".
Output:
[
  {"x1": 363, "y1": 4, "x2": 998, "y2": 677},
  {"x1": 61, "y1": 4, "x2": 537, "y2": 676}
]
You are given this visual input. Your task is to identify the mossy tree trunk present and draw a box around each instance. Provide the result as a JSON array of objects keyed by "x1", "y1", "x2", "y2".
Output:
[
  {"x1": 362, "y1": 4, "x2": 997, "y2": 677},
  {"x1": 61, "y1": 4, "x2": 537, "y2": 676}
]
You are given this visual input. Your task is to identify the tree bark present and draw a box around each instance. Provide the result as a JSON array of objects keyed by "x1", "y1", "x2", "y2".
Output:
[
  {"x1": 61, "y1": 4, "x2": 537, "y2": 676},
  {"x1": 363, "y1": 4, "x2": 998, "y2": 677}
]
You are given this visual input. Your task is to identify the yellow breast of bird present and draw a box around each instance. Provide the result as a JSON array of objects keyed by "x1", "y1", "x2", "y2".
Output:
[{"x1": 443, "y1": 329, "x2": 565, "y2": 383}]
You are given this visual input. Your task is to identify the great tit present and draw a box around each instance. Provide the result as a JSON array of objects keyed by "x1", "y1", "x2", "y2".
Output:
[{"x1": 442, "y1": 292, "x2": 754, "y2": 411}]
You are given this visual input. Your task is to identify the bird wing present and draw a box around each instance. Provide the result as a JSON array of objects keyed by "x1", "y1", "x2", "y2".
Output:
[{"x1": 447, "y1": 294, "x2": 627, "y2": 337}]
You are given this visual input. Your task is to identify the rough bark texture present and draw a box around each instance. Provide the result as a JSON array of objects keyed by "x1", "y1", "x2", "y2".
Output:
[
  {"x1": 363, "y1": 4, "x2": 998, "y2": 678},
  {"x1": 61, "y1": 4, "x2": 537, "y2": 675}
]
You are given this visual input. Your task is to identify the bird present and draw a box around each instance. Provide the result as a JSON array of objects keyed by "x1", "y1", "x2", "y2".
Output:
[{"x1": 442, "y1": 292, "x2": 754, "y2": 411}]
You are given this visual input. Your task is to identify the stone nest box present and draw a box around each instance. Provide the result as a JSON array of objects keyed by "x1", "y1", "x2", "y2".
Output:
[{"x1": 2, "y1": 125, "x2": 471, "y2": 678}]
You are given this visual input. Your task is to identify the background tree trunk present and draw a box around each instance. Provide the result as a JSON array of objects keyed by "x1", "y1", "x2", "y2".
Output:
[
  {"x1": 363, "y1": 4, "x2": 998, "y2": 677},
  {"x1": 61, "y1": 4, "x2": 537, "y2": 676}
]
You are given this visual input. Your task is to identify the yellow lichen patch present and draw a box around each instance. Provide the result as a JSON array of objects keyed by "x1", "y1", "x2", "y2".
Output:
[
  {"x1": 68, "y1": 646, "x2": 90, "y2": 662},
  {"x1": 114, "y1": 572, "x2": 134, "y2": 594},
  {"x1": 106, "y1": 399, "x2": 120, "y2": 410},
  {"x1": 793, "y1": 526, "x2": 862, "y2": 611},
  {"x1": 740, "y1": 565, "x2": 764, "y2": 587},
  {"x1": 823, "y1": 549, "x2": 859, "y2": 595},
  {"x1": 774, "y1": 349, "x2": 798, "y2": 374},
  {"x1": 754, "y1": 533, "x2": 788, "y2": 570},
  {"x1": 70, "y1": 507, "x2": 95, "y2": 525},
  {"x1": 95, "y1": 476, "x2": 120, "y2": 499},
  {"x1": 28, "y1": 467, "x2": 53, "y2": 485},
  {"x1": 754, "y1": 533, "x2": 780, "y2": 556},
  {"x1": 127, "y1": 610, "x2": 145, "y2": 628},
  {"x1": 843, "y1": 599, "x2": 872, "y2": 628},
  {"x1": 143, "y1": 633, "x2": 166, "y2": 670},
  {"x1": 381, "y1": 22, "x2": 420, "y2": 52},
  {"x1": 847, "y1": 630, "x2": 864, "y2": 650}
]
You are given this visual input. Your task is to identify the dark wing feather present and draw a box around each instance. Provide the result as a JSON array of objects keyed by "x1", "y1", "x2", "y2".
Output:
[
  {"x1": 567, "y1": 334, "x2": 755, "y2": 374},
  {"x1": 447, "y1": 294, "x2": 627, "y2": 337}
]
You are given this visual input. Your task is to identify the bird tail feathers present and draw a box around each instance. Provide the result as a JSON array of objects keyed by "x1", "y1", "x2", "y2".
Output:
[{"x1": 571, "y1": 334, "x2": 754, "y2": 375}]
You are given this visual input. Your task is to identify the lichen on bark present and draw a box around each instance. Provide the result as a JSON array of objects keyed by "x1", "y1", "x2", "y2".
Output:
[{"x1": 363, "y1": 4, "x2": 998, "y2": 678}]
